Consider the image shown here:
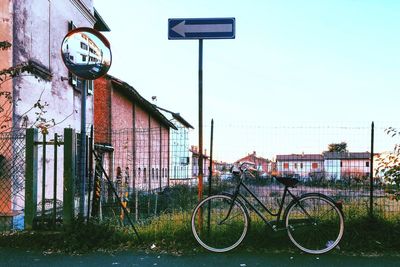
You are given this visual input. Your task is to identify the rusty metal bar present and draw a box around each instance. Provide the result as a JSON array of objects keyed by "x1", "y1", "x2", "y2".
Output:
[
  {"x1": 53, "y1": 133, "x2": 58, "y2": 226},
  {"x1": 41, "y1": 133, "x2": 46, "y2": 225}
]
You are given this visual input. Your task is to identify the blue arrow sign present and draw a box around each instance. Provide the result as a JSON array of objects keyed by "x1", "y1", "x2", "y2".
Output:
[{"x1": 168, "y1": 18, "x2": 235, "y2": 40}]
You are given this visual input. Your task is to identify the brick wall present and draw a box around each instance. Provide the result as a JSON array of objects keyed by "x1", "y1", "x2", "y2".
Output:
[
  {"x1": 94, "y1": 77, "x2": 111, "y2": 144},
  {"x1": 111, "y1": 89, "x2": 133, "y2": 130}
]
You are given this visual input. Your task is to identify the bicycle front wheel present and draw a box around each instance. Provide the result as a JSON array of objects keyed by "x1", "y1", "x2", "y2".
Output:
[
  {"x1": 285, "y1": 194, "x2": 344, "y2": 254},
  {"x1": 191, "y1": 194, "x2": 249, "y2": 253}
]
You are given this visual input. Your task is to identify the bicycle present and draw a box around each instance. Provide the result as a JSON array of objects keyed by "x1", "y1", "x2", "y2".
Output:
[{"x1": 191, "y1": 162, "x2": 344, "y2": 254}]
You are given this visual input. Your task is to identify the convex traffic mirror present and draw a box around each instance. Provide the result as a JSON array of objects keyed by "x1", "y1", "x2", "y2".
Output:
[{"x1": 61, "y1": 27, "x2": 111, "y2": 80}]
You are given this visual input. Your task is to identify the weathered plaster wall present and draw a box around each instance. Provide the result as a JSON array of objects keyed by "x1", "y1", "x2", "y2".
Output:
[
  {"x1": 0, "y1": 0, "x2": 13, "y2": 132},
  {"x1": 12, "y1": 0, "x2": 97, "y2": 208},
  {"x1": 13, "y1": 0, "x2": 96, "y2": 132}
]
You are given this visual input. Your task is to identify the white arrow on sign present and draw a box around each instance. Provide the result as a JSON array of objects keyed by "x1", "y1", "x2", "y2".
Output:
[{"x1": 171, "y1": 20, "x2": 233, "y2": 37}]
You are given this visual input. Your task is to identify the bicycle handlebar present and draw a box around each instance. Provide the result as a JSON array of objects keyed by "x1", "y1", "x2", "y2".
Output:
[
  {"x1": 239, "y1": 161, "x2": 255, "y2": 170},
  {"x1": 236, "y1": 161, "x2": 257, "y2": 178}
]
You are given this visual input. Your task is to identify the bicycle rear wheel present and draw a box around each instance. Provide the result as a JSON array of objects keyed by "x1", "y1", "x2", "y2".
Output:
[
  {"x1": 191, "y1": 194, "x2": 249, "y2": 253},
  {"x1": 285, "y1": 194, "x2": 344, "y2": 254}
]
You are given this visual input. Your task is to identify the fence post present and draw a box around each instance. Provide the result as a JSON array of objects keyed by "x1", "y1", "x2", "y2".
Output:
[
  {"x1": 208, "y1": 119, "x2": 214, "y2": 197},
  {"x1": 369, "y1": 121, "x2": 374, "y2": 217},
  {"x1": 25, "y1": 128, "x2": 38, "y2": 230},
  {"x1": 63, "y1": 128, "x2": 76, "y2": 227}
]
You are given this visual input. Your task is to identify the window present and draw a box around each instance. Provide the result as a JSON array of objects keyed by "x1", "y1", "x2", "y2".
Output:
[
  {"x1": 312, "y1": 163, "x2": 318, "y2": 169},
  {"x1": 80, "y1": 42, "x2": 88, "y2": 50},
  {"x1": 340, "y1": 161, "x2": 343, "y2": 167},
  {"x1": 87, "y1": 80, "x2": 93, "y2": 95},
  {"x1": 152, "y1": 168, "x2": 155, "y2": 180},
  {"x1": 283, "y1": 163, "x2": 289, "y2": 169},
  {"x1": 82, "y1": 55, "x2": 87, "y2": 62},
  {"x1": 294, "y1": 163, "x2": 298, "y2": 169},
  {"x1": 180, "y1": 157, "x2": 189, "y2": 165},
  {"x1": 68, "y1": 21, "x2": 93, "y2": 95},
  {"x1": 366, "y1": 161, "x2": 370, "y2": 167},
  {"x1": 300, "y1": 163, "x2": 303, "y2": 169},
  {"x1": 143, "y1": 168, "x2": 147, "y2": 183}
]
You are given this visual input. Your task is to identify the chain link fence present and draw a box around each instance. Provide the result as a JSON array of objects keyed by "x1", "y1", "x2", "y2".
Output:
[
  {"x1": 0, "y1": 130, "x2": 25, "y2": 231},
  {"x1": 90, "y1": 122, "x2": 400, "y2": 231},
  {"x1": 1, "y1": 122, "x2": 400, "y2": 232}
]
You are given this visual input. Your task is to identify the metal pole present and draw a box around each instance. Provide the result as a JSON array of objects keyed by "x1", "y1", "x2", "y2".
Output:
[
  {"x1": 87, "y1": 126, "x2": 94, "y2": 223},
  {"x1": 41, "y1": 133, "x2": 46, "y2": 225},
  {"x1": 79, "y1": 80, "x2": 87, "y2": 219},
  {"x1": 207, "y1": 119, "x2": 214, "y2": 232},
  {"x1": 92, "y1": 149, "x2": 142, "y2": 242},
  {"x1": 53, "y1": 133, "x2": 58, "y2": 226},
  {"x1": 208, "y1": 119, "x2": 214, "y2": 196},
  {"x1": 369, "y1": 121, "x2": 374, "y2": 217},
  {"x1": 198, "y1": 39, "x2": 203, "y2": 201},
  {"x1": 63, "y1": 128, "x2": 76, "y2": 228},
  {"x1": 25, "y1": 128, "x2": 38, "y2": 230}
]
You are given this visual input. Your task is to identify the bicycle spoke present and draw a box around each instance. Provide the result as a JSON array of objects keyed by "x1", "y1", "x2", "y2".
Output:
[
  {"x1": 192, "y1": 195, "x2": 248, "y2": 252},
  {"x1": 286, "y1": 195, "x2": 344, "y2": 254}
]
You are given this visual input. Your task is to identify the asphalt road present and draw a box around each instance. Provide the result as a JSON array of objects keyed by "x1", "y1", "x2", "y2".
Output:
[{"x1": 0, "y1": 249, "x2": 399, "y2": 267}]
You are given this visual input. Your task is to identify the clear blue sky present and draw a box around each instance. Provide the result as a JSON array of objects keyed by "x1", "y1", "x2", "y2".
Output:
[{"x1": 94, "y1": 0, "x2": 400, "y2": 162}]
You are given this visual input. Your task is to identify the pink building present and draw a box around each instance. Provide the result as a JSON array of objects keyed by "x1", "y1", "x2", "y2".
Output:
[
  {"x1": 276, "y1": 154, "x2": 324, "y2": 179},
  {"x1": 94, "y1": 75, "x2": 176, "y2": 192},
  {"x1": 235, "y1": 151, "x2": 272, "y2": 175}
]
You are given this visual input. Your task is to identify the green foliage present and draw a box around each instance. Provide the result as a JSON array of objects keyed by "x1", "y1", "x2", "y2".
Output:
[
  {"x1": 0, "y1": 41, "x2": 11, "y2": 50},
  {"x1": 328, "y1": 142, "x2": 348, "y2": 152},
  {"x1": 376, "y1": 127, "x2": 400, "y2": 200},
  {"x1": 0, "y1": 221, "x2": 133, "y2": 253},
  {"x1": 0, "y1": 62, "x2": 37, "y2": 83},
  {"x1": 2, "y1": 212, "x2": 400, "y2": 255}
]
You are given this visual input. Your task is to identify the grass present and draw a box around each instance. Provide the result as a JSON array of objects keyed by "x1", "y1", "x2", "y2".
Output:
[{"x1": 1, "y1": 209, "x2": 400, "y2": 256}]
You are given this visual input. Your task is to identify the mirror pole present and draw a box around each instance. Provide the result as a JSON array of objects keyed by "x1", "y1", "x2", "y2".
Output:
[{"x1": 79, "y1": 80, "x2": 87, "y2": 219}]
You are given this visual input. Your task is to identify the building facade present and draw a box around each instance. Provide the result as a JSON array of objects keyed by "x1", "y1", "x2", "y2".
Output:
[
  {"x1": 276, "y1": 154, "x2": 325, "y2": 179},
  {"x1": 155, "y1": 106, "x2": 194, "y2": 183},
  {"x1": 0, "y1": 0, "x2": 108, "y2": 224},
  {"x1": 235, "y1": 151, "x2": 272, "y2": 176},
  {"x1": 94, "y1": 75, "x2": 176, "y2": 192}
]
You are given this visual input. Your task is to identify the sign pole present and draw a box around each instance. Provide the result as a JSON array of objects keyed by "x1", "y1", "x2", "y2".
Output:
[
  {"x1": 198, "y1": 39, "x2": 203, "y2": 201},
  {"x1": 168, "y1": 17, "x2": 235, "y2": 201}
]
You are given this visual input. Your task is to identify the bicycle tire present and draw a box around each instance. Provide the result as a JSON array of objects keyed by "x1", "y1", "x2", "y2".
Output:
[
  {"x1": 285, "y1": 194, "x2": 344, "y2": 254},
  {"x1": 191, "y1": 194, "x2": 249, "y2": 253}
]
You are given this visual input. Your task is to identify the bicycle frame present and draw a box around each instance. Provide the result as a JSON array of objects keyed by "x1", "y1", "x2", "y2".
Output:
[
  {"x1": 193, "y1": 163, "x2": 345, "y2": 254},
  {"x1": 225, "y1": 172, "x2": 300, "y2": 231}
]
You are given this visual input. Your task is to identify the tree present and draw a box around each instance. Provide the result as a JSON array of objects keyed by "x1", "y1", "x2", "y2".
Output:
[
  {"x1": 328, "y1": 142, "x2": 348, "y2": 153},
  {"x1": 376, "y1": 127, "x2": 400, "y2": 200}
]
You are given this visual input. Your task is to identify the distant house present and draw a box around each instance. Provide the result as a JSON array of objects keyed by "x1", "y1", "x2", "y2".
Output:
[
  {"x1": 154, "y1": 106, "x2": 194, "y2": 183},
  {"x1": 235, "y1": 151, "x2": 272, "y2": 175},
  {"x1": 323, "y1": 152, "x2": 371, "y2": 181},
  {"x1": 276, "y1": 154, "x2": 324, "y2": 179},
  {"x1": 94, "y1": 75, "x2": 177, "y2": 192}
]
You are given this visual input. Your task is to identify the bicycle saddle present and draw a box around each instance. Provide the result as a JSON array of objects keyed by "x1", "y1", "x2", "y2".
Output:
[{"x1": 275, "y1": 177, "x2": 299, "y2": 187}]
